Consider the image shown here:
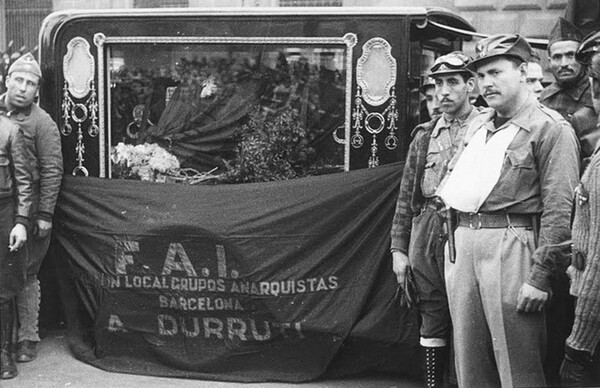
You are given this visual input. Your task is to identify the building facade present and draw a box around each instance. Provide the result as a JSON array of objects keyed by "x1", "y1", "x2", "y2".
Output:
[{"x1": 0, "y1": 0, "x2": 576, "y2": 55}]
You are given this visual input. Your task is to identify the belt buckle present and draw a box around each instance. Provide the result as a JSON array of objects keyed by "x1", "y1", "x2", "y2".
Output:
[{"x1": 469, "y1": 213, "x2": 482, "y2": 229}]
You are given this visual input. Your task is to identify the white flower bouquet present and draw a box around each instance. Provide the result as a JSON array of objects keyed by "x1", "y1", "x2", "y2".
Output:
[{"x1": 111, "y1": 142, "x2": 181, "y2": 181}]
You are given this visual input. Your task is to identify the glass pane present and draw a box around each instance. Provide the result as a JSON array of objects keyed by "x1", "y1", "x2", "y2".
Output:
[{"x1": 108, "y1": 43, "x2": 347, "y2": 182}]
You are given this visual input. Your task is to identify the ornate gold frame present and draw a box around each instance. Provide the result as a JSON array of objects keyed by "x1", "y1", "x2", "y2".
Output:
[{"x1": 93, "y1": 32, "x2": 357, "y2": 177}]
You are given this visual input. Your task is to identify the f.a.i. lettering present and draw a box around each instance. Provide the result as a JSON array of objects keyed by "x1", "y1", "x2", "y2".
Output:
[{"x1": 114, "y1": 240, "x2": 229, "y2": 278}]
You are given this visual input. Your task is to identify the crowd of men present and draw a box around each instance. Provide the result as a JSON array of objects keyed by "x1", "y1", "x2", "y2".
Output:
[{"x1": 392, "y1": 17, "x2": 600, "y2": 388}]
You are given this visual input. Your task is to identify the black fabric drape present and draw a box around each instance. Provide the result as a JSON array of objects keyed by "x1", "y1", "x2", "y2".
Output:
[
  {"x1": 52, "y1": 162, "x2": 420, "y2": 382},
  {"x1": 140, "y1": 75, "x2": 266, "y2": 172}
]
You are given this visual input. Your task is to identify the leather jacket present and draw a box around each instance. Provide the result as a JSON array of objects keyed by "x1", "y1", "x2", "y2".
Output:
[
  {"x1": 0, "y1": 95, "x2": 63, "y2": 221},
  {"x1": 0, "y1": 115, "x2": 32, "y2": 226}
]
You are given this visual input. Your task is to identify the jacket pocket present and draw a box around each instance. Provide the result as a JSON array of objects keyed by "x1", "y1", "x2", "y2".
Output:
[
  {"x1": 0, "y1": 156, "x2": 12, "y2": 193},
  {"x1": 421, "y1": 160, "x2": 441, "y2": 197},
  {"x1": 496, "y1": 149, "x2": 537, "y2": 200},
  {"x1": 505, "y1": 149, "x2": 535, "y2": 170}
]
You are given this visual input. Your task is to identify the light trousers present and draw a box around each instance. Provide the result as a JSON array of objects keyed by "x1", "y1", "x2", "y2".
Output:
[{"x1": 445, "y1": 226, "x2": 546, "y2": 388}]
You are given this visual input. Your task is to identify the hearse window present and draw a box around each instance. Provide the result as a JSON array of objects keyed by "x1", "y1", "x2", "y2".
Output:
[{"x1": 107, "y1": 43, "x2": 347, "y2": 181}]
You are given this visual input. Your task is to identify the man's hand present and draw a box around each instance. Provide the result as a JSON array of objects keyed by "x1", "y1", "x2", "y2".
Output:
[
  {"x1": 516, "y1": 283, "x2": 548, "y2": 313},
  {"x1": 560, "y1": 344, "x2": 592, "y2": 384},
  {"x1": 34, "y1": 219, "x2": 52, "y2": 239},
  {"x1": 9, "y1": 223, "x2": 27, "y2": 251},
  {"x1": 392, "y1": 251, "x2": 410, "y2": 286}
]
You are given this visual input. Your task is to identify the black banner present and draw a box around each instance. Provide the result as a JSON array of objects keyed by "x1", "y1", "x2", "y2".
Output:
[{"x1": 53, "y1": 162, "x2": 420, "y2": 382}]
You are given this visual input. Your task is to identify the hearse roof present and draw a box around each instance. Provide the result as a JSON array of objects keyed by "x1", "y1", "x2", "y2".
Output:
[{"x1": 39, "y1": 6, "x2": 476, "y2": 37}]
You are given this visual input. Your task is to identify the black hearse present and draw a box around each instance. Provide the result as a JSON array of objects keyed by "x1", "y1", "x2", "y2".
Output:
[
  {"x1": 38, "y1": 7, "x2": 475, "y2": 178},
  {"x1": 35, "y1": 7, "x2": 477, "y2": 383}
]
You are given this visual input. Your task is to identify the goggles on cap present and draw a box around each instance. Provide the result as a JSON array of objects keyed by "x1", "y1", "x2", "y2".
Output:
[{"x1": 430, "y1": 52, "x2": 471, "y2": 73}]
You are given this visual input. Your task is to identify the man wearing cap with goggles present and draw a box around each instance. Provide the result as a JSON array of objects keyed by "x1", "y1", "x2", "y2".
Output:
[
  {"x1": 390, "y1": 51, "x2": 478, "y2": 388},
  {"x1": 0, "y1": 53, "x2": 63, "y2": 367},
  {"x1": 436, "y1": 34, "x2": 579, "y2": 387},
  {"x1": 560, "y1": 30, "x2": 600, "y2": 386}
]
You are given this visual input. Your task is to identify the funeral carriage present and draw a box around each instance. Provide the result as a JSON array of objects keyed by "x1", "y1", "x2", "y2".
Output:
[
  {"x1": 39, "y1": 6, "x2": 476, "y2": 179},
  {"x1": 37, "y1": 7, "x2": 477, "y2": 382}
]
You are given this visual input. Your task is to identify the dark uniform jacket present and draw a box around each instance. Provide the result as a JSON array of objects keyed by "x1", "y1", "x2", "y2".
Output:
[
  {"x1": 390, "y1": 108, "x2": 479, "y2": 254},
  {"x1": 390, "y1": 118, "x2": 437, "y2": 254},
  {"x1": 540, "y1": 74, "x2": 593, "y2": 121},
  {"x1": 571, "y1": 106, "x2": 600, "y2": 164},
  {"x1": 0, "y1": 95, "x2": 63, "y2": 222},
  {"x1": 0, "y1": 115, "x2": 32, "y2": 226}
]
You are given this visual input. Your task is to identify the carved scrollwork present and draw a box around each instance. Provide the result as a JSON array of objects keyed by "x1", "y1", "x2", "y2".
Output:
[
  {"x1": 62, "y1": 36, "x2": 98, "y2": 177},
  {"x1": 356, "y1": 38, "x2": 396, "y2": 107},
  {"x1": 63, "y1": 37, "x2": 95, "y2": 99},
  {"x1": 353, "y1": 37, "x2": 399, "y2": 168}
]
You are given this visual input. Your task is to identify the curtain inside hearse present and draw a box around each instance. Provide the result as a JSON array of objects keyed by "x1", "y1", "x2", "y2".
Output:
[{"x1": 108, "y1": 43, "x2": 346, "y2": 175}]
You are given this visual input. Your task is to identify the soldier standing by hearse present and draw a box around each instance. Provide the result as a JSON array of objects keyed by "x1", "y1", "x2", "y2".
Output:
[
  {"x1": 0, "y1": 53, "x2": 63, "y2": 366},
  {"x1": 390, "y1": 52, "x2": 479, "y2": 388},
  {"x1": 437, "y1": 34, "x2": 579, "y2": 387},
  {"x1": 0, "y1": 96, "x2": 33, "y2": 380}
]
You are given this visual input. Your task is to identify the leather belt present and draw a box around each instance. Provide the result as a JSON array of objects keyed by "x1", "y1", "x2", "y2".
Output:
[
  {"x1": 456, "y1": 212, "x2": 533, "y2": 229},
  {"x1": 421, "y1": 198, "x2": 440, "y2": 213}
]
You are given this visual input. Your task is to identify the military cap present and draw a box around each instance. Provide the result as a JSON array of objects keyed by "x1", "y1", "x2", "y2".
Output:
[
  {"x1": 7, "y1": 52, "x2": 42, "y2": 79},
  {"x1": 467, "y1": 34, "x2": 532, "y2": 71},
  {"x1": 548, "y1": 17, "x2": 583, "y2": 49},
  {"x1": 420, "y1": 76, "x2": 436, "y2": 94},
  {"x1": 576, "y1": 31, "x2": 600, "y2": 64},
  {"x1": 429, "y1": 51, "x2": 473, "y2": 77}
]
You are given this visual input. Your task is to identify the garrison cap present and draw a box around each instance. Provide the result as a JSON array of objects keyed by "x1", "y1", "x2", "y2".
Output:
[
  {"x1": 467, "y1": 34, "x2": 532, "y2": 71},
  {"x1": 548, "y1": 17, "x2": 583, "y2": 49},
  {"x1": 429, "y1": 52, "x2": 473, "y2": 77},
  {"x1": 576, "y1": 30, "x2": 600, "y2": 64},
  {"x1": 7, "y1": 53, "x2": 42, "y2": 79}
]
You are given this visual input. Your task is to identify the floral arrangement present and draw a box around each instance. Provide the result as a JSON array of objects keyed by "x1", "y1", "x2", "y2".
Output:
[
  {"x1": 200, "y1": 75, "x2": 218, "y2": 98},
  {"x1": 224, "y1": 106, "x2": 314, "y2": 183},
  {"x1": 111, "y1": 142, "x2": 181, "y2": 181},
  {"x1": 111, "y1": 142, "x2": 221, "y2": 184}
]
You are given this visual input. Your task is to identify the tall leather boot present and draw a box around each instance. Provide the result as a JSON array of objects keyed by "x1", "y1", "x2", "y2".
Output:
[
  {"x1": 0, "y1": 301, "x2": 17, "y2": 379},
  {"x1": 424, "y1": 346, "x2": 447, "y2": 388}
]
